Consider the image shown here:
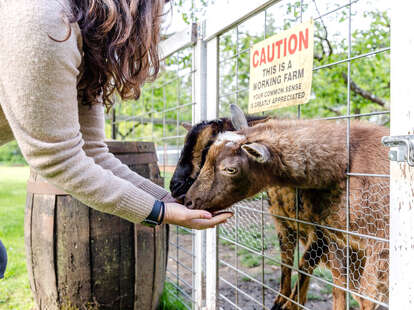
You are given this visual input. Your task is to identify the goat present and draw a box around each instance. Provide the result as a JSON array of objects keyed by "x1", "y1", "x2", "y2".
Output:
[
  {"x1": 170, "y1": 115, "x2": 269, "y2": 200},
  {"x1": 181, "y1": 105, "x2": 389, "y2": 310}
]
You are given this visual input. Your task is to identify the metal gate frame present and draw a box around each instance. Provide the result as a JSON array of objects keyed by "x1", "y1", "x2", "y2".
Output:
[{"x1": 388, "y1": 2, "x2": 414, "y2": 307}]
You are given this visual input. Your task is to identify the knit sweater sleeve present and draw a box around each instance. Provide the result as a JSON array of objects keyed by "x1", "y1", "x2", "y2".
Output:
[
  {"x1": 78, "y1": 103, "x2": 170, "y2": 201},
  {"x1": 0, "y1": 0, "x2": 156, "y2": 223}
]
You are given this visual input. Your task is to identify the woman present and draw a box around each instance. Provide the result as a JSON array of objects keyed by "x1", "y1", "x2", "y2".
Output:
[{"x1": 0, "y1": 0, "x2": 232, "y2": 275}]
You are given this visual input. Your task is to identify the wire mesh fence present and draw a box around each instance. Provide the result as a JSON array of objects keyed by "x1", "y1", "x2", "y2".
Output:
[
  {"x1": 108, "y1": 0, "x2": 391, "y2": 309},
  {"x1": 215, "y1": 0, "x2": 390, "y2": 309},
  {"x1": 108, "y1": 43, "x2": 198, "y2": 309}
]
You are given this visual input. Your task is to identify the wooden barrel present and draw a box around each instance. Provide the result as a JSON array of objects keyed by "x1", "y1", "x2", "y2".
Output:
[{"x1": 24, "y1": 141, "x2": 169, "y2": 310}]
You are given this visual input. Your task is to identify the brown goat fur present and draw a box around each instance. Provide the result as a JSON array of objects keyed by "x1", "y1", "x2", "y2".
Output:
[{"x1": 185, "y1": 118, "x2": 389, "y2": 310}]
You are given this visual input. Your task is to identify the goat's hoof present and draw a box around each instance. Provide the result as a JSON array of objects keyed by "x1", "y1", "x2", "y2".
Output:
[
  {"x1": 277, "y1": 301, "x2": 299, "y2": 310},
  {"x1": 271, "y1": 302, "x2": 284, "y2": 310}
]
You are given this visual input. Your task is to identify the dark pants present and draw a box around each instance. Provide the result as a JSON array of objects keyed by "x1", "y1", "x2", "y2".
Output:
[{"x1": 0, "y1": 239, "x2": 7, "y2": 279}]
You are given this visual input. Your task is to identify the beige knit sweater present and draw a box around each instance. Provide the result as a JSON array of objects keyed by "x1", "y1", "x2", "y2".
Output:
[{"x1": 0, "y1": 0, "x2": 169, "y2": 223}]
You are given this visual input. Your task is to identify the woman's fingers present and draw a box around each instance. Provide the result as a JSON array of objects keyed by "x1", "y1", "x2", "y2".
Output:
[
  {"x1": 186, "y1": 209, "x2": 213, "y2": 220},
  {"x1": 163, "y1": 202, "x2": 233, "y2": 230},
  {"x1": 211, "y1": 212, "x2": 233, "y2": 222},
  {"x1": 189, "y1": 212, "x2": 233, "y2": 230}
]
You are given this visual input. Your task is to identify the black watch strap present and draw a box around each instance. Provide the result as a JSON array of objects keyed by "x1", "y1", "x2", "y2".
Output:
[{"x1": 142, "y1": 200, "x2": 165, "y2": 227}]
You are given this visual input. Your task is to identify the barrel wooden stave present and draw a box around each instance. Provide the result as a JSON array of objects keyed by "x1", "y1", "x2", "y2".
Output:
[
  {"x1": 56, "y1": 197, "x2": 91, "y2": 306},
  {"x1": 24, "y1": 141, "x2": 168, "y2": 310}
]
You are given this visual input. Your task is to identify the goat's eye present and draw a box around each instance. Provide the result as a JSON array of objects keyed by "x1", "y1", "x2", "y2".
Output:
[{"x1": 224, "y1": 167, "x2": 238, "y2": 175}]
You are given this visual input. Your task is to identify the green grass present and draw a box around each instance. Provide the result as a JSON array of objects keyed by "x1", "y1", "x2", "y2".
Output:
[
  {"x1": 0, "y1": 166, "x2": 34, "y2": 310},
  {"x1": 307, "y1": 293, "x2": 324, "y2": 301},
  {"x1": 159, "y1": 282, "x2": 190, "y2": 310},
  {"x1": 237, "y1": 249, "x2": 261, "y2": 268}
]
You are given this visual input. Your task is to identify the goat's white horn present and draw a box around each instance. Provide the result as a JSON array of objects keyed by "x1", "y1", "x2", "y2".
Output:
[{"x1": 230, "y1": 104, "x2": 248, "y2": 130}]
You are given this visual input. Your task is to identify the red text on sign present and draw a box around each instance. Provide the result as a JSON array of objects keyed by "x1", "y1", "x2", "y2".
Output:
[{"x1": 252, "y1": 28, "x2": 309, "y2": 68}]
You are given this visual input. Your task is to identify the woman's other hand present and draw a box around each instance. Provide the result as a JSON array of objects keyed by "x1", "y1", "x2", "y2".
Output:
[{"x1": 163, "y1": 203, "x2": 232, "y2": 230}]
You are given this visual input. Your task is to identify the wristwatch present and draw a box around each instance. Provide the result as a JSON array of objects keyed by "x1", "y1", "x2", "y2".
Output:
[{"x1": 142, "y1": 200, "x2": 165, "y2": 227}]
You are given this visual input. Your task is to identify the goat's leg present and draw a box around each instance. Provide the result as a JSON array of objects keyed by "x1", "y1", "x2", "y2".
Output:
[
  {"x1": 355, "y1": 245, "x2": 389, "y2": 310},
  {"x1": 331, "y1": 260, "x2": 346, "y2": 310},
  {"x1": 281, "y1": 228, "x2": 329, "y2": 310},
  {"x1": 331, "y1": 286, "x2": 346, "y2": 310},
  {"x1": 271, "y1": 225, "x2": 296, "y2": 310},
  {"x1": 329, "y1": 245, "x2": 348, "y2": 310}
]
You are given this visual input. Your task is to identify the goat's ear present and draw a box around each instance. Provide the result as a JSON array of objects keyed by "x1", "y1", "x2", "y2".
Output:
[
  {"x1": 230, "y1": 104, "x2": 248, "y2": 130},
  {"x1": 181, "y1": 122, "x2": 192, "y2": 131},
  {"x1": 241, "y1": 143, "x2": 270, "y2": 163}
]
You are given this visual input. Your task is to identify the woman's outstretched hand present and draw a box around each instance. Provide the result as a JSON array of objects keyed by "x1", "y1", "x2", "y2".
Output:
[{"x1": 163, "y1": 202, "x2": 233, "y2": 230}]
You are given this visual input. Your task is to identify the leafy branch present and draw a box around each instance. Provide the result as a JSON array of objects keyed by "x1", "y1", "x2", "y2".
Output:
[{"x1": 341, "y1": 72, "x2": 388, "y2": 108}]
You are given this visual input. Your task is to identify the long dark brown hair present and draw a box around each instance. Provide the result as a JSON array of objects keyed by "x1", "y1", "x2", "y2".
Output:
[{"x1": 68, "y1": 0, "x2": 166, "y2": 109}]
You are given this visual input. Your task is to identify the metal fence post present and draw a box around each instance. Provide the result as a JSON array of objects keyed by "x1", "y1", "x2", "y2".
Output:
[
  {"x1": 389, "y1": 3, "x2": 414, "y2": 308},
  {"x1": 193, "y1": 21, "x2": 207, "y2": 310},
  {"x1": 111, "y1": 106, "x2": 117, "y2": 140},
  {"x1": 204, "y1": 34, "x2": 220, "y2": 310}
]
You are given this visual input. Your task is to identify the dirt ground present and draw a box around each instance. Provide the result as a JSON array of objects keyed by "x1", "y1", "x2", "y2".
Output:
[
  {"x1": 217, "y1": 242, "x2": 334, "y2": 310},
  {"x1": 167, "y1": 227, "x2": 339, "y2": 310},
  {"x1": 217, "y1": 271, "x2": 334, "y2": 310}
]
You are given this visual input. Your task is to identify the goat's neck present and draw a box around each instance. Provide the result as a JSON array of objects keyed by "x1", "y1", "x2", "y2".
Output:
[{"x1": 246, "y1": 121, "x2": 348, "y2": 189}]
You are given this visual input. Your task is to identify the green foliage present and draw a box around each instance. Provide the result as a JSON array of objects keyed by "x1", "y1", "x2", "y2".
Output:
[
  {"x1": 237, "y1": 248, "x2": 261, "y2": 268},
  {"x1": 159, "y1": 282, "x2": 191, "y2": 310},
  {"x1": 173, "y1": 0, "x2": 214, "y2": 24},
  {"x1": 0, "y1": 141, "x2": 26, "y2": 165},
  {"x1": 113, "y1": 50, "x2": 193, "y2": 146},
  {"x1": 314, "y1": 267, "x2": 333, "y2": 283},
  {"x1": 307, "y1": 293, "x2": 324, "y2": 301}
]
